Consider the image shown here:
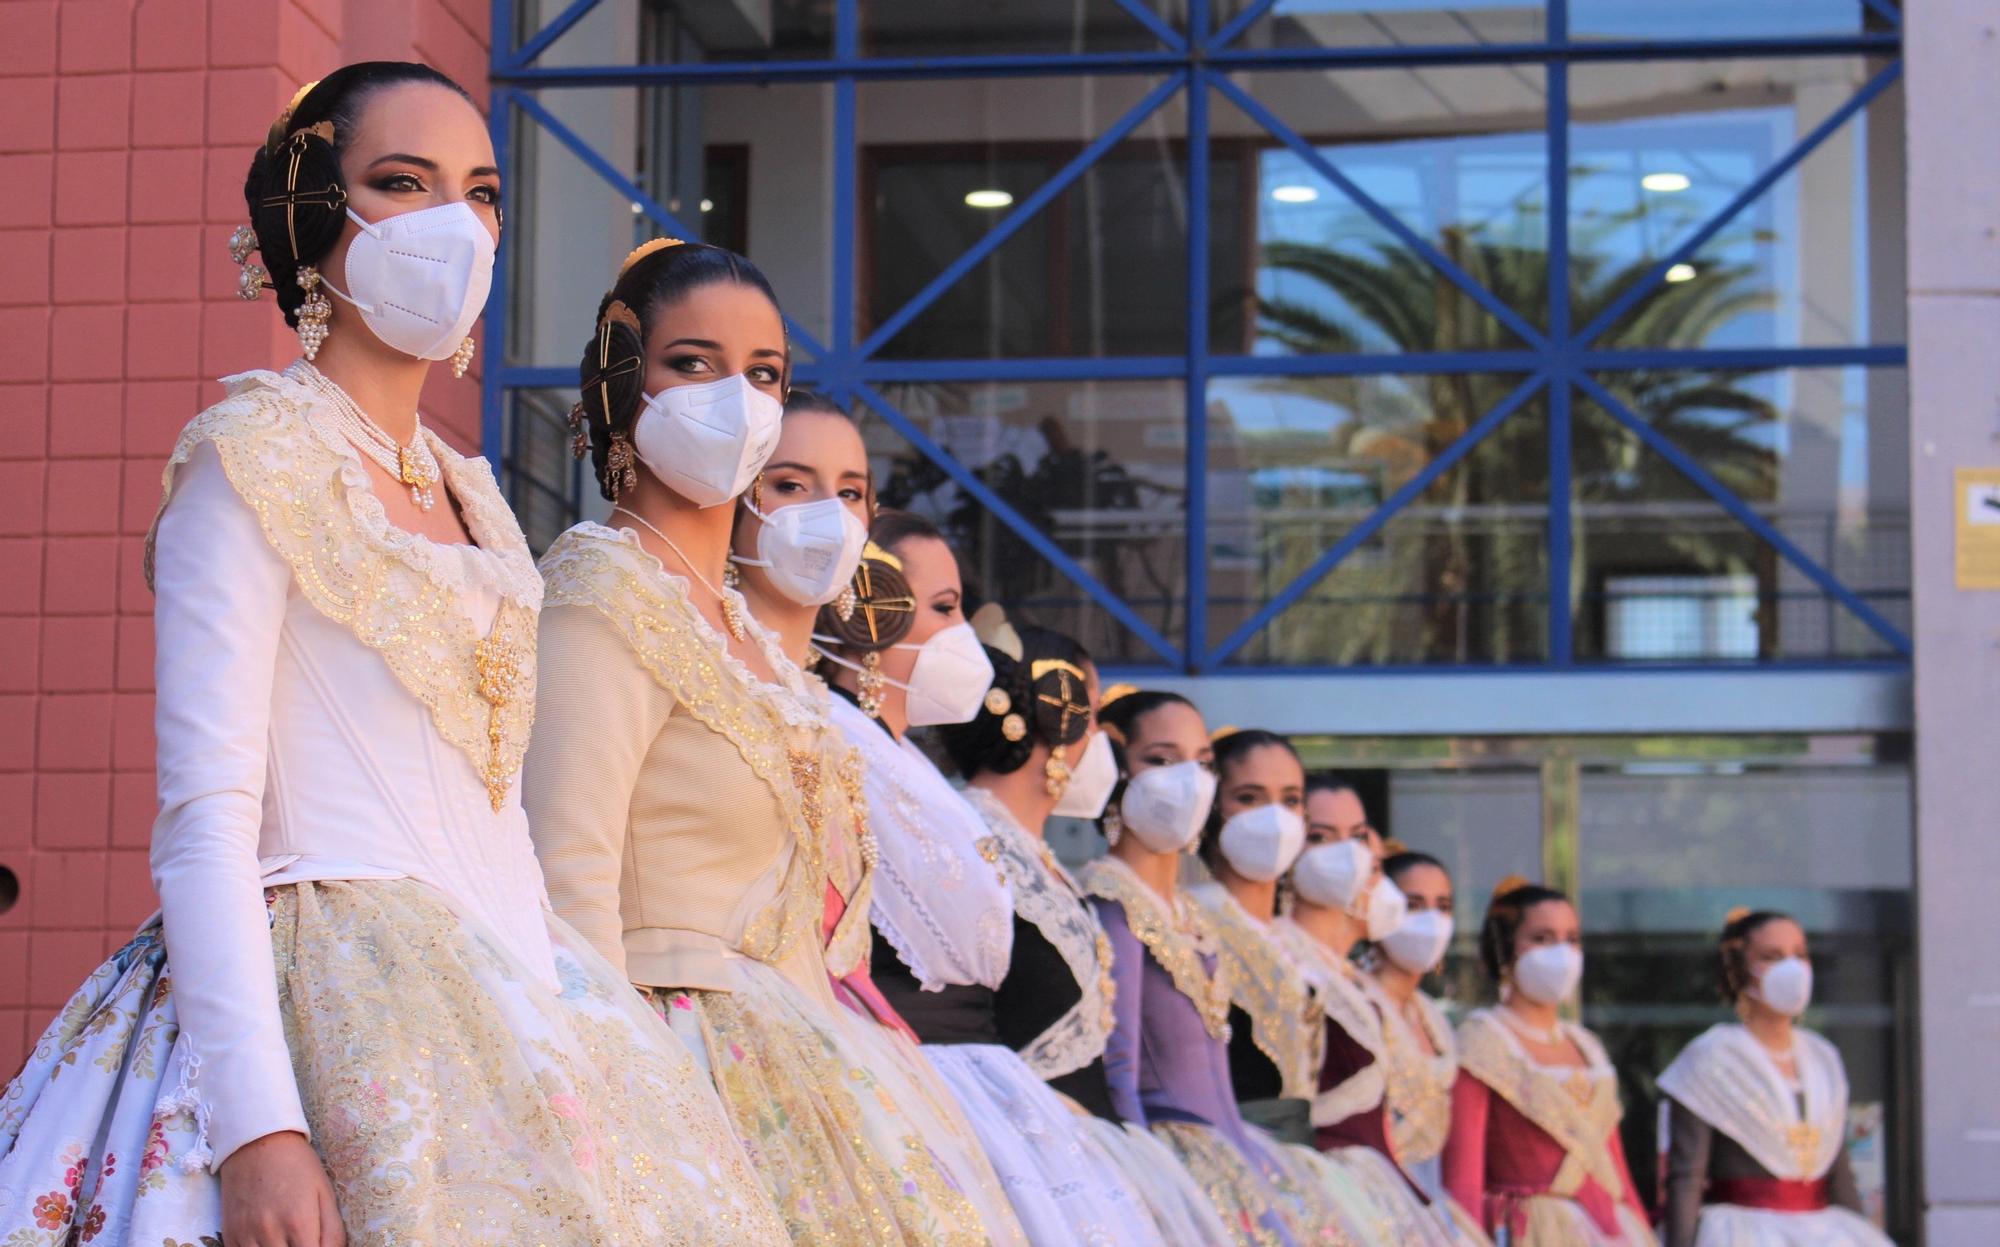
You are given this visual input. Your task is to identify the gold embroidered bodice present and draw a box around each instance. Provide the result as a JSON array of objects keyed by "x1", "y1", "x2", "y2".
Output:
[
  {"x1": 1458, "y1": 1008, "x2": 1628, "y2": 1201},
  {"x1": 1363, "y1": 979, "x2": 1457, "y2": 1165},
  {"x1": 1193, "y1": 883, "x2": 1324, "y2": 1099},
  {"x1": 1080, "y1": 856, "x2": 1232, "y2": 1041}
]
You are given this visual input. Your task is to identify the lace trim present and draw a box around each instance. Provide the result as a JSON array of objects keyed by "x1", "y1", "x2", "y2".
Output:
[
  {"x1": 539, "y1": 526, "x2": 828, "y2": 966},
  {"x1": 822, "y1": 746, "x2": 878, "y2": 979},
  {"x1": 147, "y1": 373, "x2": 538, "y2": 810},
  {"x1": 1458, "y1": 1008, "x2": 1626, "y2": 1199},
  {"x1": 1656, "y1": 1023, "x2": 1847, "y2": 1180},
  {"x1": 1192, "y1": 885, "x2": 1323, "y2": 1099},
  {"x1": 961, "y1": 787, "x2": 1116, "y2": 1079},
  {"x1": 1363, "y1": 978, "x2": 1457, "y2": 1165},
  {"x1": 1080, "y1": 856, "x2": 1231, "y2": 1041},
  {"x1": 1267, "y1": 916, "x2": 1390, "y2": 1127}
]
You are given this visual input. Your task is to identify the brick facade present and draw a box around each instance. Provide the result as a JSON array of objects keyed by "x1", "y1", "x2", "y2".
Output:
[{"x1": 0, "y1": 0, "x2": 490, "y2": 1074}]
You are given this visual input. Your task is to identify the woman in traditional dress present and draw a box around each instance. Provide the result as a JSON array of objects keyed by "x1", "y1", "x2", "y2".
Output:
[
  {"x1": 0, "y1": 63, "x2": 784, "y2": 1247},
  {"x1": 1441, "y1": 880, "x2": 1658, "y2": 1246},
  {"x1": 524, "y1": 239, "x2": 1021, "y2": 1245},
  {"x1": 814, "y1": 522, "x2": 1182, "y2": 1246},
  {"x1": 1084, "y1": 693, "x2": 1338, "y2": 1246},
  {"x1": 722, "y1": 388, "x2": 911, "y2": 1038},
  {"x1": 1657, "y1": 909, "x2": 1888, "y2": 1247},
  {"x1": 1360, "y1": 849, "x2": 1493, "y2": 1242}
]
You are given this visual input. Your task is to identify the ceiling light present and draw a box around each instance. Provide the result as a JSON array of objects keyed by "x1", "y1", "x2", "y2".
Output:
[
  {"x1": 964, "y1": 189, "x2": 1014, "y2": 209},
  {"x1": 1271, "y1": 184, "x2": 1320, "y2": 204},
  {"x1": 1641, "y1": 172, "x2": 1691, "y2": 193},
  {"x1": 700, "y1": 198, "x2": 714, "y2": 213},
  {"x1": 1664, "y1": 262, "x2": 1697, "y2": 283}
]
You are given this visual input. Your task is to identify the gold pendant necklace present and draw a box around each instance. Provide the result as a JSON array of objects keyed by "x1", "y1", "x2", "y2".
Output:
[{"x1": 613, "y1": 507, "x2": 748, "y2": 641}]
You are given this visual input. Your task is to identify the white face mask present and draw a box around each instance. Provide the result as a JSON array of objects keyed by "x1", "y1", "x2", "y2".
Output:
[
  {"x1": 1380, "y1": 908, "x2": 1454, "y2": 975},
  {"x1": 1291, "y1": 838, "x2": 1371, "y2": 911},
  {"x1": 1365, "y1": 876, "x2": 1408, "y2": 943},
  {"x1": 732, "y1": 496, "x2": 868, "y2": 606},
  {"x1": 1752, "y1": 957, "x2": 1813, "y2": 1018},
  {"x1": 892, "y1": 622, "x2": 994, "y2": 727},
  {"x1": 1217, "y1": 803, "x2": 1306, "y2": 884},
  {"x1": 1051, "y1": 730, "x2": 1118, "y2": 819},
  {"x1": 1512, "y1": 944, "x2": 1583, "y2": 1006},
  {"x1": 631, "y1": 373, "x2": 784, "y2": 508},
  {"x1": 1118, "y1": 760, "x2": 1216, "y2": 854},
  {"x1": 323, "y1": 203, "x2": 495, "y2": 360}
]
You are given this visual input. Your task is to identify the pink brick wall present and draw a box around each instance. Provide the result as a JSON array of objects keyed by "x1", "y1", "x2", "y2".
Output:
[{"x1": 0, "y1": 0, "x2": 491, "y2": 1075}]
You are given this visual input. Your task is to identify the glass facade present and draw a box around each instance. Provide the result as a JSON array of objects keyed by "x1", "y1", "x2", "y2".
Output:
[{"x1": 488, "y1": 1, "x2": 1911, "y2": 1239}]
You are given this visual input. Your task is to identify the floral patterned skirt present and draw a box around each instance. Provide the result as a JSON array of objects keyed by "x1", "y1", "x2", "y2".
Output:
[
  {"x1": 1152, "y1": 1119, "x2": 1305, "y2": 1247},
  {"x1": 650, "y1": 968, "x2": 1028, "y2": 1247},
  {"x1": 1085, "y1": 1117, "x2": 1236, "y2": 1247},
  {"x1": 1290, "y1": 1143, "x2": 1466, "y2": 1247},
  {"x1": 0, "y1": 878, "x2": 786, "y2": 1247}
]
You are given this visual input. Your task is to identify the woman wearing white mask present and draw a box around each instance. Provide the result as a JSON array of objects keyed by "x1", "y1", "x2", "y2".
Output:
[
  {"x1": 0, "y1": 66, "x2": 787, "y2": 1247},
  {"x1": 1085, "y1": 697, "x2": 1325, "y2": 1246},
  {"x1": 722, "y1": 390, "x2": 912, "y2": 1038},
  {"x1": 526, "y1": 242, "x2": 1022, "y2": 1245},
  {"x1": 1362, "y1": 851, "x2": 1486, "y2": 1232},
  {"x1": 1442, "y1": 880, "x2": 1657, "y2": 1247},
  {"x1": 1656, "y1": 910, "x2": 1887, "y2": 1247}
]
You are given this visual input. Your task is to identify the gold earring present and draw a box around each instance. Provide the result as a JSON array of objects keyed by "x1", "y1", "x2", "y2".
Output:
[
  {"x1": 228, "y1": 225, "x2": 267, "y2": 300},
  {"x1": 295, "y1": 266, "x2": 331, "y2": 360},
  {"x1": 1044, "y1": 743, "x2": 1071, "y2": 797},
  {"x1": 1103, "y1": 804, "x2": 1123, "y2": 847},
  {"x1": 723, "y1": 563, "x2": 741, "y2": 589},
  {"x1": 451, "y1": 336, "x2": 476, "y2": 379},
  {"x1": 834, "y1": 583, "x2": 857, "y2": 622},
  {"x1": 858, "y1": 651, "x2": 886, "y2": 718},
  {"x1": 605, "y1": 432, "x2": 638, "y2": 500}
]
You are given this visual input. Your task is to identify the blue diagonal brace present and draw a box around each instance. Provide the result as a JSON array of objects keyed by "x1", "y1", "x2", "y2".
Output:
[
  {"x1": 513, "y1": 92, "x2": 831, "y2": 362},
  {"x1": 851, "y1": 382, "x2": 1185, "y2": 666},
  {"x1": 1572, "y1": 372, "x2": 1911, "y2": 657},
  {"x1": 856, "y1": 72, "x2": 1188, "y2": 360},
  {"x1": 1575, "y1": 60, "x2": 1903, "y2": 347},
  {"x1": 1111, "y1": 0, "x2": 1189, "y2": 52},
  {"x1": 1211, "y1": 74, "x2": 1550, "y2": 351},
  {"x1": 1206, "y1": 0, "x2": 1276, "y2": 50},
  {"x1": 1207, "y1": 372, "x2": 1551, "y2": 667},
  {"x1": 506, "y1": 0, "x2": 604, "y2": 71}
]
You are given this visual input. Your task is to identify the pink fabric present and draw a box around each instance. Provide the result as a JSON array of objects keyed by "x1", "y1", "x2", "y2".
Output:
[
  {"x1": 1441, "y1": 1070, "x2": 1649, "y2": 1238},
  {"x1": 823, "y1": 882, "x2": 919, "y2": 1044}
]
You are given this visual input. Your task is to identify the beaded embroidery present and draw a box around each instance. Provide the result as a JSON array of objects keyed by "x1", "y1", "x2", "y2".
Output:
[
  {"x1": 1193, "y1": 884, "x2": 1325, "y2": 1100},
  {"x1": 1656, "y1": 1023, "x2": 1848, "y2": 1181},
  {"x1": 1458, "y1": 1008, "x2": 1628, "y2": 1200},
  {"x1": 146, "y1": 371, "x2": 541, "y2": 812},
  {"x1": 1081, "y1": 855, "x2": 1233, "y2": 1041},
  {"x1": 1361, "y1": 978, "x2": 1457, "y2": 1165}
]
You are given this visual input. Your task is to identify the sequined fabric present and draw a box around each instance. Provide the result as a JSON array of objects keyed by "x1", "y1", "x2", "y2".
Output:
[{"x1": 0, "y1": 879, "x2": 787, "y2": 1246}]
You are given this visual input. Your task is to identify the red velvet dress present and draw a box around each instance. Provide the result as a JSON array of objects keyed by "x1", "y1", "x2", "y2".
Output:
[{"x1": 1441, "y1": 1009, "x2": 1658, "y2": 1247}]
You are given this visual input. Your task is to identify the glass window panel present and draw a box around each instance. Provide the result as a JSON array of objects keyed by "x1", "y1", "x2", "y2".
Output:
[
  {"x1": 1570, "y1": 58, "x2": 1905, "y2": 351},
  {"x1": 501, "y1": 388, "x2": 596, "y2": 554},
  {"x1": 860, "y1": 78, "x2": 1243, "y2": 358},
  {"x1": 635, "y1": 0, "x2": 834, "y2": 62},
  {"x1": 1571, "y1": 383, "x2": 1908, "y2": 661},
  {"x1": 860, "y1": 0, "x2": 1171, "y2": 57},
  {"x1": 1211, "y1": 1, "x2": 1545, "y2": 49},
  {"x1": 1216, "y1": 67, "x2": 1546, "y2": 353},
  {"x1": 1570, "y1": 0, "x2": 1894, "y2": 41},
  {"x1": 865, "y1": 380, "x2": 1187, "y2": 665},
  {"x1": 1207, "y1": 374, "x2": 1547, "y2": 665}
]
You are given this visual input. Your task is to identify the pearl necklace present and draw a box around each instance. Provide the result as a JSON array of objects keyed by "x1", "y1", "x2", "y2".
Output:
[
  {"x1": 613, "y1": 507, "x2": 748, "y2": 642},
  {"x1": 295, "y1": 361, "x2": 440, "y2": 511},
  {"x1": 1496, "y1": 1004, "x2": 1565, "y2": 1047}
]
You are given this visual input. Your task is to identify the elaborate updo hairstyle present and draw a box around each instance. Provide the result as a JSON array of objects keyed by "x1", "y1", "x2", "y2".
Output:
[
  {"x1": 815, "y1": 509, "x2": 936, "y2": 654},
  {"x1": 568, "y1": 239, "x2": 786, "y2": 501},
  {"x1": 1477, "y1": 877, "x2": 1571, "y2": 983},
  {"x1": 1383, "y1": 849, "x2": 1447, "y2": 888},
  {"x1": 1717, "y1": 907, "x2": 1793, "y2": 1005},
  {"x1": 240, "y1": 62, "x2": 475, "y2": 327},
  {"x1": 1094, "y1": 687, "x2": 1200, "y2": 834},
  {"x1": 939, "y1": 614, "x2": 1093, "y2": 787},
  {"x1": 1197, "y1": 728, "x2": 1301, "y2": 872}
]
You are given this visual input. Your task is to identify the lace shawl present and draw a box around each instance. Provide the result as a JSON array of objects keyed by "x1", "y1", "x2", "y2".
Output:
[
  {"x1": 1656, "y1": 1023, "x2": 1848, "y2": 1181},
  {"x1": 1457, "y1": 1008, "x2": 1628, "y2": 1202},
  {"x1": 1192, "y1": 883, "x2": 1324, "y2": 1100}
]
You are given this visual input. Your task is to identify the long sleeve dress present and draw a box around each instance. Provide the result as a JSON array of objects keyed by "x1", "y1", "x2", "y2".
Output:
[
  {"x1": 525, "y1": 521, "x2": 1021, "y2": 1246},
  {"x1": 1084, "y1": 856, "x2": 1336, "y2": 1247},
  {"x1": 1656, "y1": 1023, "x2": 1888, "y2": 1247},
  {"x1": 0, "y1": 367, "x2": 785, "y2": 1246},
  {"x1": 1441, "y1": 1008, "x2": 1659, "y2": 1247},
  {"x1": 830, "y1": 693, "x2": 1177, "y2": 1247}
]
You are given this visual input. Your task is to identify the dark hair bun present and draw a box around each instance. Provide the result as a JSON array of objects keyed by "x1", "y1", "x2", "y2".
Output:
[
  {"x1": 573, "y1": 299, "x2": 647, "y2": 500},
  {"x1": 245, "y1": 126, "x2": 348, "y2": 326},
  {"x1": 817, "y1": 544, "x2": 917, "y2": 651},
  {"x1": 939, "y1": 621, "x2": 1091, "y2": 780}
]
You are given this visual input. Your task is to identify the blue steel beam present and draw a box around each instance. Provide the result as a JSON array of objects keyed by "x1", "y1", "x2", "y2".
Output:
[
  {"x1": 1185, "y1": 47, "x2": 1211, "y2": 671},
  {"x1": 1211, "y1": 74, "x2": 1550, "y2": 352},
  {"x1": 505, "y1": 0, "x2": 604, "y2": 71},
  {"x1": 1207, "y1": 0, "x2": 1277, "y2": 51},
  {"x1": 851, "y1": 381, "x2": 1185, "y2": 666},
  {"x1": 1207, "y1": 372, "x2": 1552, "y2": 667},
  {"x1": 1572, "y1": 371, "x2": 1912, "y2": 656},
  {"x1": 1574, "y1": 60, "x2": 1903, "y2": 348},
  {"x1": 481, "y1": 86, "x2": 514, "y2": 459},
  {"x1": 511, "y1": 91, "x2": 831, "y2": 363},
  {"x1": 1111, "y1": 0, "x2": 1188, "y2": 52},
  {"x1": 855, "y1": 72, "x2": 1187, "y2": 360},
  {"x1": 1546, "y1": 29, "x2": 1572, "y2": 662}
]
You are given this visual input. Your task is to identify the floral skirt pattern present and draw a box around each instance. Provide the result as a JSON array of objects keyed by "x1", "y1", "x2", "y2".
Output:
[
  {"x1": 651, "y1": 969, "x2": 1027, "y2": 1247},
  {"x1": 1085, "y1": 1117, "x2": 1236, "y2": 1247},
  {"x1": 1153, "y1": 1119, "x2": 1305, "y2": 1247},
  {"x1": 1292, "y1": 1144, "x2": 1464, "y2": 1247},
  {"x1": 0, "y1": 878, "x2": 787, "y2": 1247}
]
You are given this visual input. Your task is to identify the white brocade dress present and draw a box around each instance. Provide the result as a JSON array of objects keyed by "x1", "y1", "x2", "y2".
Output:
[
  {"x1": 832, "y1": 697, "x2": 1188, "y2": 1247},
  {"x1": 0, "y1": 369, "x2": 785, "y2": 1246}
]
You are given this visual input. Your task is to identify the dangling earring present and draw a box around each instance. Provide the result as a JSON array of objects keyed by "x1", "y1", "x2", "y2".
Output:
[
  {"x1": 1102, "y1": 804, "x2": 1123, "y2": 847},
  {"x1": 227, "y1": 225, "x2": 266, "y2": 301},
  {"x1": 1044, "y1": 743, "x2": 1071, "y2": 798},
  {"x1": 723, "y1": 563, "x2": 741, "y2": 589},
  {"x1": 451, "y1": 336, "x2": 476, "y2": 379},
  {"x1": 858, "y1": 651, "x2": 886, "y2": 718},
  {"x1": 834, "y1": 583, "x2": 858, "y2": 622},
  {"x1": 295, "y1": 266, "x2": 332, "y2": 361},
  {"x1": 605, "y1": 432, "x2": 638, "y2": 500},
  {"x1": 565, "y1": 403, "x2": 590, "y2": 460}
]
